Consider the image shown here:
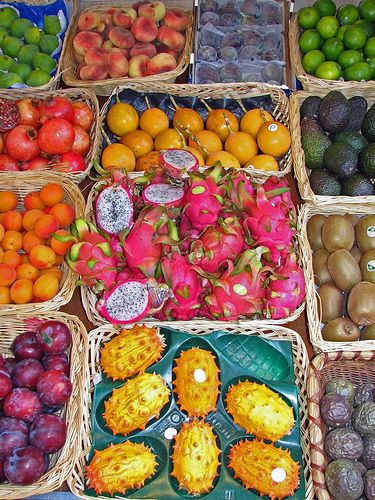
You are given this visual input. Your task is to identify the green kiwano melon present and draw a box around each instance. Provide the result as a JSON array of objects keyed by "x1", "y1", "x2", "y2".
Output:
[
  {"x1": 39, "y1": 35, "x2": 59, "y2": 55},
  {"x1": 43, "y1": 15, "x2": 61, "y2": 36},
  {"x1": 0, "y1": 72, "x2": 23, "y2": 88}
]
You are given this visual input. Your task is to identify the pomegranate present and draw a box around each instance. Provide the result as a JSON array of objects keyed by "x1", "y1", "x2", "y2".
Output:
[
  {"x1": 36, "y1": 370, "x2": 72, "y2": 407},
  {"x1": 72, "y1": 101, "x2": 94, "y2": 131},
  {"x1": 38, "y1": 118, "x2": 75, "y2": 155},
  {"x1": 0, "y1": 373, "x2": 12, "y2": 399},
  {"x1": 0, "y1": 154, "x2": 19, "y2": 171},
  {"x1": 5, "y1": 125, "x2": 40, "y2": 162},
  {"x1": 3, "y1": 358, "x2": 16, "y2": 376},
  {"x1": 57, "y1": 151, "x2": 85, "y2": 172},
  {"x1": 0, "y1": 133, "x2": 3, "y2": 154},
  {"x1": 13, "y1": 359, "x2": 44, "y2": 390},
  {"x1": 39, "y1": 96, "x2": 74, "y2": 123},
  {"x1": 42, "y1": 353, "x2": 69, "y2": 375},
  {"x1": 35, "y1": 320, "x2": 71, "y2": 354},
  {"x1": 0, "y1": 417, "x2": 29, "y2": 459},
  {"x1": 3, "y1": 388, "x2": 42, "y2": 423},
  {"x1": 4, "y1": 446, "x2": 46, "y2": 485},
  {"x1": 30, "y1": 414, "x2": 66, "y2": 453},
  {"x1": 27, "y1": 156, "x2": 49, "y2": 171},
  {"x1": 71, "y1": 126, "x2": 90, "y2": 156},
  {"x1": 12, "y1": 332, "x2": 43, "y2": 361},
  {"x1": 16, "y1": 99, "x2": 40, "y2": 128}
]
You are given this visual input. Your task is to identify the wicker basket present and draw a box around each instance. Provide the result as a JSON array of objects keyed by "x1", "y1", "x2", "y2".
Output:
[
  {"x1": 99, "y1": 82, "x2": 293, "y2": 178},
  {"x1": 300, "y1": 202, "x2": 375, "y2": 353},
  {"x1": 68, "y1": 322, "x2": 313, "y2": 500},
  {"x1": 308, "y1": 350, "x2": 375, "y2": 500},
  {"x1": 289, "y1": 13, "x2": 375, "y2": 92},
  {"x1": 290, "y1": 88, "x2": 375, "y2": 204},
  {"x1": 5, "y1": 0, "x2": 76, "y2": 92},
  {"x1": 0, "y1": 172, "x2": 85, "y2": 315},
  {"x1": 0, "y1": 311, "x2": 88, "y2": 499},
  {"x1": 0, "y1": 88, "x2": 100, "y2": 184},
  {"x1": 61, "y1": 1, "x2": 194, "y2": 96}
]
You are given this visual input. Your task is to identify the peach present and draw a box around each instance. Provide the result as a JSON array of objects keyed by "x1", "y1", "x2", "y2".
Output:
[
  {"x1": 104, "y1": 7, "x2": 118, "y2": 15},
  {"x1": 102, "y1": 40, "x2": 114, "y2": 50},
  {"x1": 156, "y1": 44, "x2": 178, "y2": 57},
  {"x1": 123, "y1": 8, "x2": 137, "y2": 21},
  {"x1": 133, "y1": 1, "x2": 152, "y2": 12},
  {"x1": 113, "y1": 11, "x2": 133, "y2": 29},
  {"x1": 163, "y1": 8, "x2": 188, "y2": 32},
  {"x1": 74, "y1": 52, "x2": 84, "y2": 63},
  {"x1": 94, "y1": 22, "x2": 106, "y2": 33},
  {"x1": 139, "y1": 1, "x2": 167, "y2": 21},
  {"x1": 80, "y1": 64, "x2": 108, "y2": 81},
  {"x1": 84, "y1": 47, "x2": 107, "y2": 66},
  {"x1": 147, "y1": 52, "x2": 177, "y2": 75},
  {"x1": 73, "y1": 31, "x2": 102, "y2": 57},
  {"x1": 131, "y1": 16, "x2": 158, "y2": 43},
  {"x1": 105, "y1": 48, "x2": 129, "y2": 78},
  {"x1": 78, "y1": 11, "x2": 101, "y2": 31},
  {"x1": 128, "y1": 54, "x2": 150, "y2": 77},
  {"x1": 108, "y1": 27, "x2": 135, "y2": 49},
  {"x1": 99, "y1": 12, "x2": 113, "y2": 26},
  {"x1": 157, "y1": 25, "x2": 185, "y2": 51},
  {"x1": 130, "y1": 42, "x2": 157, "y2": 58}
]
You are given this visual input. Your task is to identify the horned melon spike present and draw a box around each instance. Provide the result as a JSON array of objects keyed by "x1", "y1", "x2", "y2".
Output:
[
  {"x1": 225, "y1": 380, "x2": 295, "y2": 441},
  {"x1": 228, "y1": 439, "x2": 300, "y2": 499},
  {"x1": 100, "y1": 325, "x2": 165, "y2": 380},
  {"x1": 85, "y1": 441, "x2": 158, "y2": 496},
  {"x1": 103, "y1": 372, "x2": 170, "y2": 435},
  {"x1": 171, "y1": 420, "x2": 221, "y2": 496},
  {"x1": 173, "y1": 347, "x2": 220, "y2": 417}
]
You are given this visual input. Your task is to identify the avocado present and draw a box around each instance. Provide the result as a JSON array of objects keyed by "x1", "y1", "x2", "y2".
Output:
[
  {"x1": 341, "y1": 174, "x2": 375, "y2": 196},
  {"x1": 318, "y1": 90, "x2": 351, "y2": 133},
  {"x1": 309, "y1": 169, "x2": 341, "y2": 196},
  {"x1": 323, "y1": 142, "x2": 358, "y2": 178},
  {"x1": 359, "y1": 143, "x2": 375, "y2": 178},
  {"x1": 332, "y1": 131, "x2": 368, "y2": 154},
  {"x1": 325, "y1": 460, "x2": 365, "y2": 500},
  {"x1": 300, "y1": 95, "x2": 322, "y2": 119},
  {"x1": 325, "y1": 428, "x2": 364, "y2": 461},
  {"x1": 362, "y1": 103, "x2": 375, "y2": 142},
  {"x1": 301, "y1": 117, "x2": 332, "y2": 170},
  {"x1": 346, "y1": 96, "x2": 368, "y2": 132}
]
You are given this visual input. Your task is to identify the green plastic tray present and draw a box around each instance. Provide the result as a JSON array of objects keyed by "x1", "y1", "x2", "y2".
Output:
[{"x1": 85, "y1": 328, "x2": 305, "y2": 499}]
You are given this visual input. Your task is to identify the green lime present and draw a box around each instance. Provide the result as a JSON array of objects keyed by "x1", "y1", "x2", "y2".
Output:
[
  {"x1": 364, "y1": 37, "x2": 375, "y2": 58},
  {"x1": 299, "y1": 29, "x2": 323, "y2": 53},
  {"x1": 336, "y1": 4, "x2": 359, "y2": 25},
  {"x1": 298, "y1": 7, "x2": 321, "y2": 28},
  {"x1": 354, "y1": 19, "x2": 375, "y2": 38},
  {"x1": 302, "y1": 49, "x2": 326, "y2": 73},
  {"x1": 344, "y1": 61, "x2": 373, "y2": 80},
  {"x1": 367, "y1": 56, "x2": 375, "y2": 77},
  {"x1": 343, "y1": 25, "x2": 367, "y2": 49},
  {"x1": 314, "y1": 0, "x2": 336, "y2": 17},
  {"x1": 337, "y1": 49, "x2": 364, "y2": 69},
  {"x1": 316, "y1": 16, "x2": 340, "y2": 39},
  {"x1": 336, "y1": 25, "x2": 348, "y2": 40},
  {"x1": 315, "y1": 60, "x2": 342, "y2": 79},
  {"x1": 322, "y1": 37, "x2": 344, "y2": 60},
  {"x1": 359, "y1": 0, "x2": 375, "y2": 21}
]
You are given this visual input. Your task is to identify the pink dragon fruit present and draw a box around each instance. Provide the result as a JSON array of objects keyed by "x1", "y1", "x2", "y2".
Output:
[
  {"x1": 142, "y1": 183, "x2": 185, "y2": 208},
  {"x1": 263, "y1": 176, "x2": 295, "y2": 211},
  {"x1": 159, "y1": 149, "x2": 199, "y2": 179},
  {"x1": 96, "y1": 278, "x2": 171, "y2": 324},
  {"x1": 205, "y1": 248, "x2": 270, "y2": 320},
  {"x1": 95, "y1": 170, "x2": 133, "y2": 236},
  {"x1": 179, "y1": 214, "x2": 201, "y2": 254},
  {"x1": 227, "y1": 170, "x2": 255, "y2": 212},
  {"x1": 266, "y1": 252, "x2": 306, "y2": 320},
  {"x1": 188, "y1": 217, "x2": 244, "y2": 273}
]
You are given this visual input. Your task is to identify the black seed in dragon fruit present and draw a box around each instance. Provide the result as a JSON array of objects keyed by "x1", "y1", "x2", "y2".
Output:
[
  {"x1": 159, "y1": 149, "x2": 199, "y2": 180},
  {"x1": 142, "y1": 183, "x2": 185, "y2": 208},
  {"x1": 95, "y1": 179, "x2": 133, "y2": 236}
]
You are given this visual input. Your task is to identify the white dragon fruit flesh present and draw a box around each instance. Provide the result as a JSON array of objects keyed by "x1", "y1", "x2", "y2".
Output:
[
  {"x1": 159, "y1": 149, "x2": 199, "y2": 179},
  {"x1": 142, "y1": 183, "x2": 185, "y2": 208},
  {"x1": 95, "y1": 178, "x2": 133, "y2": 236}
]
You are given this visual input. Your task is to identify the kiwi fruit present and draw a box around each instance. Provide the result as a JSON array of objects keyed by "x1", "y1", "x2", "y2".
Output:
[
  {"x1": 362, "y1": 324, "x2": 375, "y2": 340},
  {"x1": 312, "y1": 249, "x2": 332, "y2": 286},
  {"x1": 322, "y1": 317, "x2": 361, "y2": 342},
  {"x1": 347, "y1": 281, "x2": 375, "y2": 326},
  {"x1": 327, "y1": 249, "x2": 362, "y2": 292},
  {"x1": 321, "y1": 215, "x2": 355, "y2": 253},
  {"x1": 356, "y1": 215, "x2": 375, "y2": 253},
  {"x1": 344, "y1": 214, "x2": 360, "y2": 228},
  {"x1": 318, "y1": 283, "x2": 345, "y2": 324},
  {"x1": 350, "y1": 247, "x2": 362, "y2": 264},
  {"x1": 307, "y1": 214, "x2": 326, "y2": 251},
  {"x1": 360, "y1": 249, "x2": 375, "y2": 284}
]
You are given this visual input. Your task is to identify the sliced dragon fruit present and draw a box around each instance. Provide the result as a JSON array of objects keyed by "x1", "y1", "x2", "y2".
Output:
[
  {"x1": 159, "y1": 149, "x2": 199, "y2": 179},
  {"x1": 142, "y1": 183, "x2": 185, "y2": 208},
  {"x1": 95, "y1": 177, "x2": 133, "y2": 236}
]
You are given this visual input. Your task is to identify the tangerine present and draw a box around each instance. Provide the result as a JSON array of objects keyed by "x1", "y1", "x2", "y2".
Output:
[
  {"x1": 120, "y1": 130, "x2": 154, "y2": 159},
  {"x1": 0, "y1": 230, "x2": 23, "y2": 252},
  {"x1": 22, "y1": 209, "x2": 44, "y2": 231},
  {"x1": 240, "y1": 109, "x2": 273, "y2": 138},
  {"x1": 0, "y1": 263, "x2": 16, "y2": 286},
  {"x1": 49, "y1": 203, "x2": 75, "y2": 227},
  {"x1": 205, "y1": 109, "x2": 239, "y2": 142},
  {"x1": 139, "y1": 108, "x2": 169, "y2": 139},
  {"x1": 206, "y1": 151, "x2": 241, "y2": 169},
  {"x1": 2, "y1": 211, "x2": 22, "y2": 231},
  {"x1": 51, "y1": 229, "x2": 73, "y2": 256},
  {"x1": 16, "y1": 263, "x2": 40, "y2": 281},
  {"x1": 0, "y1": 192, "x2": 17, "y2": 212},
  {"x1": 10, "y1": 278, "x2": 33, "y2": 304},
  {"x1": 40, "y1": 183, "x2": 65, "y2": 207},
  {"x1": 24, "y1": 192, "x2": 46, "y2": 211},
  {"x1": 245, "y1": 154, "x2": 279, "y2": 171},
  {"x1": 0, "y1": 286, "x2": 10, "y2": 304},
  {"x1": 107, "y1": 102, "x2": 139, "y2": 136},
  {"x1": 225, "y1": 132, "x2": 258, "y2": 166},
  {"x1": 29, "y1": 244, "x2": 56, "y2": 269},
  {"x1": 154, "y1": 129, "x2": 185, "y2": 150},
  {"x1": 135, "y1": 151, "x2": 160, "y2": 171},
  {"x1": 173, "y1": 107, "x2": 204, "y2": 139},
  {"x1": 188, "y1": 130, "x2": 222, "y2": 157},
  {"x1": 257, "y1": 121, "x2": 291, "y2": 157},
  {"x1": 3, "y1": 250, "x2": 21, "y2": 268},
  {"x1": 101, "y1": 143, "x2": 136, "y2": 172},
  {"x1": 33, "y1": 273, "x2": 59, "y2": 301}
]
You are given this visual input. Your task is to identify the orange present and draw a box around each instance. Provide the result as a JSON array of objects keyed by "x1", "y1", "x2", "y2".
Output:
[
  {"x1": 188, "y1": 130, "x2": 222, "y2": 157},
  {"x1": 225, "y1": 132, "x2": 258, "y2": 167},
  {"x1": 0, "y1": 224, "x2": 4, "y2": 242},
  {"x1": 24, "y1": 192, "x2": 46, "y2": 211},
  {"x1": 135, "y1": 151, "x2": 160, "y2": 172},
  {"x1": 33, "y1": 273, "x2": 60, "y2": 301},
  {"x1": 16, "y1": 263, "x2": 40, "y2": 281},
  {"x1": 1, "y1": 230, "x2": 23, "y2": 252},
  {"x1": 10, "y1": 279, "x2": 33, "y2": 304},
  {"x1": 245, "y1": 154, "x2": 279, "y2": 171},
  {"x1": 101, "y1": 143, "x2": 136, "y2": 172},
  {"x1": 40, "y1": 266, "x2": 63, "y2": 281},
  {"x1": 184, "y1": 147, "x2": 205, "y2": 167},
  {"x1": 40, "y1": 183, "x2": 65, "y2": 207},
  {"x1": 3, "y1": 250, "x2": 22, "y2": 268},
  {"x1": 0, "y1": 286, "x2": 11, "y2": 304},
  {"x1": 33, "y1": 214, "x2": 59, "y2": 239},
  {"x1": 0, "y1": 263, "x2": 16, "y2": 286},
  {"x1": 23, "y1": 231, "x2": 44, "y2": 254},
  {"x1": 107, "y1": 102, "x2": 139, "y2": 136},
  {"x1": 154, "y1": 129, "x2": 185, "y2": 151},
  {"x1": 51, "y1": 229, "x2": 73, "y2": 256},
  {"x1": 240, "y1": 109, "x2": 273, "y2": 138},
  {"x1": 1, "y1": 211, "x2": 22, "y2": 231},
  {"x1": 29, "y1": 244, "x2": 56, "y2": 270},
  {"x1": 257, "y1": 121, "x2": 291, "y2": 157},
  {"x1": 22, "y1": 209, "x2": 44, "y2": 231},
  {"x1": 206, "y1": 151, "x2": 241, "y2": 169},
  {"x1": 173, "y1": 108, "x2": 204, "y2": 139},
  {"x1": 0, "y1": 247, "x2": 3, "y2": 264},
  {"x1": 120, "y1": 130, "x2": 154, "y2": 159},
  {"x1": 139, "y1": 108, "x2": 169, "y2": 139},
  {"x1": 205, "y1": 109, "x2": 239, "y2": 142},
  {"x1": 0, "y1": 192, "x2": 17, "y2": 212},
  {"x1": 49, "y1": 203, "x2": 75, "y2": 227}
]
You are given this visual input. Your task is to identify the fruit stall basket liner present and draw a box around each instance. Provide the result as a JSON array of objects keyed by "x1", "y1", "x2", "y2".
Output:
[
  {"x1": 299, "y1": 201, "x2": 375, "y2": 353},
  {"x1": 100, "y1": 81, "x2": 293, "y2": 178},
  {"x1": 0, "y1": 172, "x2": 85, "y2": 316},
  {"x1": 0, "y1": 311, "x2": 88, "y2": 499},
  {"x1": 290, "y1": 88, "x2": 375, "y2": 204},
  {"x1": 4, "y1": 0, "x2": 76, "y2": 92},
  {"x1": 68, "y1": 322, "x2": 313, "y2": 500},
  {"x1": 308, "y1": 349, "x2": 375, "y2": 499},
  {"x1": 0, "y1": 88, "x2": 101, "y2": 185},
  {"x1": 61, "y1": 0, "x2": 194, "y2": 97}
]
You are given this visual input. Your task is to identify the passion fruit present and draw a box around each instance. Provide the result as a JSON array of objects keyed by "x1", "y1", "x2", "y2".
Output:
[
  {"x1": 184, "y1": 146, "x2": 205, "y2": 166},
  {"x1": 205, "y1": 108, "x2": 239, "y2": 142},
  {"x1": 120, "y1": 130, "x2": 153, "y2": 159},
  {"x1": 173, "y1": 107, "x2": 204, "y2": 139},
  {"x1": 240, "y1": 108, "x2": 273, "y2": 138},
  {"x1": 154, "y1": 128, "x2": 185, "y2": 150},
  {"x1": 206, "y1": 150, "x2": 240, "y2": 169},
  {"x1": 106, "y1": 102, "x2": 139, "y2": 136},
  {"x1": 225, "y1": 131, "x2": 258, "y2": 166},
  {"x1": 139, "y1": 108, "x2": 169, "y2": 139},
  {"x1": 188, "y1": 130, "x2": 222, "y2": 157}
]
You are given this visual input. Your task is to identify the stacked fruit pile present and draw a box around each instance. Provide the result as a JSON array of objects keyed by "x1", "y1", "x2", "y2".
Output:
[
  {"x1": 0, "y1": 6, "x2": 63, "y2": 88},
  {"x1": 103, "y1": 99, "x2": 291, "y2": 173},
  {"x1": 300, "y1": 90, "x2": 375, "y2": 196},
  {"x1": 297, "y1": 0, "x2": 375, "y2": 81},
  {"x1": 0, "y1": 320, "x2": 72, "y2": 485},
  {"x1": 308, "y1": 213, "x2": 375, "y2": 342},
  {"x1": 0, "y1": 96, "x2": 94, "y2": 173},
  {"x1": 72, "y1": 1, "x2": 189, "y2": 81},
  {"x1": 0, "y1": 183, "x2": 75, "y2": 305}
]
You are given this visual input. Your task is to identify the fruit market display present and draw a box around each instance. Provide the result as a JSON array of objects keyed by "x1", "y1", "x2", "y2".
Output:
[
  {"x1": 72, "y1": 1, "x2": 189, "y2": 81},
  {"x1": 0, "y1": 319, "x2": 72, "y2": 485},
  {"x1": 0, "y1": 6, "x2": 64, "y2": 88},
  {"x1": 84, "y1": 325, "x2": 303, "y2": 498},
  {"x1": 0, "y1": 183, "x2": 76, "y2": 305},
  {"x1": 300, "y1": 90, "x2": 375, "y2": 196},
  {"x1": 297, "y1": 0, "x2": 375, "y2": 81},
  {"x1": 308, "y1": 213, "x2": 375, "y2": 342},
  {"x1": 0, "y1": 95, "x2": 94, "y2": 173}
]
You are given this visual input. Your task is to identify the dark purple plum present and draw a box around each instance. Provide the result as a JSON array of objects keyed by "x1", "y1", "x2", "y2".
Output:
[
  {"x1": 220, "y1": 62, "x2": 242, "y2": 81},
  {"x1": 218, "y1": 2, "x2": 238, "y2": 15},
  {"x1": 30, "y1": 414, "x2": 66, "y2": 454},
  {"x1": 261, "y1": 62, "x2": 283, "y2": 83},
  {"x1": 221, "y1": 31, "x2": 243, "y2": 49},
  {"x1": 36, "y1": 370, "x2": 72, "y2": 408},
  {"x1": 0, "y1": 417, "x2": 29, "y2": 459},
  {"x1": 259, "y1": 0, "x2": 282, "y2": 25},
  {"x1": 200, "y1": 26, "x2": 224, "y2": 48},
  {"x1": 4, "y1": 358, "x2": 16, "y2": 376},
  {"x1": 242, "y1": 29, "x2": 263, "y2": 47},
  {"x1": 242, "y1": 0, "x2": 261, "y2": 17},
  {"x1": 200, "y1": 11, "x2": 219, "y2": 25},
  {"x1": 3, "y1": 388, "x2": 42, "y2": 423},
  {"x1": 221, "y1": 78, "x2": 237, "y2": 83},
  {"x1": 262, "y1": 31, "x2": 282, "y2": 49},
  {"x1": 239, "y1": 45, "x2": 261, "y2": 61},
  {"x1": 198, "y1": 63, "x2": 221, "y2": 83},
  {"x1": 4, "y1": 446, "x2": 46, "y2": 485},
  {"x1": 0, "y1": 458, "x2": 4, "y2": 483},
  {"x1": 0, "y1": 417, "x2": 28, "y2": 435},
  {"x1": 218, "y1": 46, "x2": 238, "y2": 61},
  {"x1": 12, "y1": 332, "x2": 43, "y2": 361},
  {"x1": 261, "y1": 47, "x2": 282, "y2": 61},
  {"x1": 201, "y1": 0, "x2": 218, "y2": 13},
  {"x1": 35, "y1": 320, "x2": 72, "y2": 355},
  {"x1": 242, "y1": 15, "x2": 259, "y2": 24},
  {"x1": 0, "y1": 373, "x2": 12, "y2": 399},
  {"x1": 42, "y1": 353, "x2": 69, "y2": 375},
  {"x1": 13, "y1": 359, "x2": 44, "y2": 390},
  {"x1": 219, "y1": 12, "x2": 240, "y2": 26},
  {"x1": 42, "y1": 404, "x2": 63, "y2": 414},
  {"x1": 197, "y1": 45, "x2": 218, "y2": 62}
]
